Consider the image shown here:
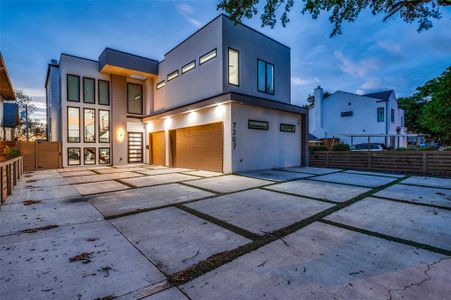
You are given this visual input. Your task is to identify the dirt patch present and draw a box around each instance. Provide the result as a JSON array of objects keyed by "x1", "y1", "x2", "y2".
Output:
[
  {"x1": 94, "y1": 295, "x2": 115, "y2": 300},
  {"x1": 26, "y1": 179, "x2": 37, "y2": 183},
  {"x1": 23, "y1": 200, "x2": 42, "y2": 206},
  {"x1": 21, "y1": 225, "x2": 59, "y2": 234},
  {"x1": 69, "y1": 252, "x2": 94, "y2": 264},
  {"x1": 86, "y1": 237, "x2": 98, "y2": 242}
]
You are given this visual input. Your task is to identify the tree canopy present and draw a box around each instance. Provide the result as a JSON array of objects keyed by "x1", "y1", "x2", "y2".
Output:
[{"x1": 217, "y1": 0, "x2": 448, "y2": 37}]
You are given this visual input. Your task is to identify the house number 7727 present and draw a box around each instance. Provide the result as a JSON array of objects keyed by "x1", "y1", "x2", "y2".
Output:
[{"x1": 232, "y1": 121, "x2": 237, "y2": 149}]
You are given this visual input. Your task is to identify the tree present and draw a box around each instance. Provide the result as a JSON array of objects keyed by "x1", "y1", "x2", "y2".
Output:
[
  {"x1": 10, "y1": 89, "x2": 44, "y2": 141},
  {"x1": 302, "y1": 91, "x2": 331, "y2": 109},
  {"x1": 398, "y1": 67, "x2": 451, "y2": 144},
  {"x1": 217, "y1": 0, "x2": 448, "y2": 37}
]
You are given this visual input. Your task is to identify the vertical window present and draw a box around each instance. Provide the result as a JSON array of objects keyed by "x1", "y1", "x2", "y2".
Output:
[
  {"x1": 67, "y1": 107, "x2": 80, "y2": 142},
  {"x1": 98, "y1": 110, "x2": 110, "y2": 143},
  {"x1": 391, "y1": 109, "x2": 395, "y2": 123},
  {"x1": 257, "y1": 59, "x2": 274, "y2": 94},
  {"x1": 127, "y1": 83, "x2": 143, "y2": 114},
  {"x1": 98, "y1": 80, "x2": 110, "y2": 105},
  {"x1": 99, "y1": 148, "x2": 110, "y2": 164},
  {"x1": 67, "y1": 75, "x2": 80, "y2": 102},
  {"x1": 84, "y1": 108, "x2": 96, "y2": 143},
  {"x1": 377, "y1": 107, "x2": 384, "y2": 122},
  {"x1": 68, "y1": 148, "x2": 81, "y2": 165},
  {"x1": 228, "y1": 48, "x2": 239, "y2": 86},
  {"x1": 83, "y1": 77, "x2": 95, "y2": 104},
  {"x1": 84, "y1": 148, "x2": 96, "y2": 165}
]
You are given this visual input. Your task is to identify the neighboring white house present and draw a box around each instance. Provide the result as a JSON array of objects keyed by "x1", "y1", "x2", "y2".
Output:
[{"x1": 309, "y1": 86, "x2": 407, "y2": 148}]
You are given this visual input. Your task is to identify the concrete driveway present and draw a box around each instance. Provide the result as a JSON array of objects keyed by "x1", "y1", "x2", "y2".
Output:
[{"x1": 1, "y1": 164, "x2": 450, "y2": 299}]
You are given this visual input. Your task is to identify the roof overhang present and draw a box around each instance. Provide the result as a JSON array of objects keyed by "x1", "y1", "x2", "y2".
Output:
[
  {"x1": 143, "y1": 92, "x2": 307, "y2": 122},
  {"x1": 0, "y1": 52, "x2": 15, "y2": 100},
  {"x1": 98, "y1": 48, "x2": 159, "y2": 79}
]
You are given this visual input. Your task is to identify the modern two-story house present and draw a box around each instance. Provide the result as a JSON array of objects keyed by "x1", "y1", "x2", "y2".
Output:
[
  {"x1": 45, "y1": 14, "x2": 308, "y2": 173},
  {"x1": 309, "y1": 86, "x2": 407, "y2": 148}
]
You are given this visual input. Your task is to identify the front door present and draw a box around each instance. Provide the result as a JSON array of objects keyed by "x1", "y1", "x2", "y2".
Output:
[{"x1": 128, "y1": 132, "x2": 143, "y2": 163}]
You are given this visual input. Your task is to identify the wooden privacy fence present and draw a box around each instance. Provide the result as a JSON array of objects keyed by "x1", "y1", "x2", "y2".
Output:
[
  {"x1": 17, "y1": 141, "x2": 62, "y2": 172},
  {"x1": 1, "y1": 156, "x2": 23, "y2": 206},
  {"x1": 310, "y1": 151, "x2": 451, "y2": 176}
]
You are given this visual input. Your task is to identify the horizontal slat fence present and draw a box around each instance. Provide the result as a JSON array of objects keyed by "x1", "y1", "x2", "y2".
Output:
[
  {"x1": 310, "y1": 151, "x2": 451, "y2": 176},
  {"x1": 0, "y1": 156, "x2": 23, "y2": 206}
]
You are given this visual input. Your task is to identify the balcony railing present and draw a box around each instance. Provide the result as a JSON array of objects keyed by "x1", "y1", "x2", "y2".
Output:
[{"x1": 0, "y1": 156, "x2": 24, "y2": 207}]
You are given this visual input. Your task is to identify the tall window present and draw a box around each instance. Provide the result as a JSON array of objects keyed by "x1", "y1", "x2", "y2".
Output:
[
  {"x1": 67, "y1": 75, "x2": 80, "y2": 102},
  {"x1": 84, "y1": 108, "x2": 95, "y2": 143},
  {"x1": 98, "y1": 80, "x2": 110, "y2": 105},
  {"x1": 377, "y1": 107, "x2": 384, "y2": 122},
  {"x1": 99, "y1": 110, "x2": 110, "y2": 143},
  {"x1": 391, "y1": 109, "x2": 395, "y2": 123},
  {"x1": 84, "y1": 148, "x2": 96, "y2": 165},
  {"x1": 67, "y1": 107, "x2": 80, "y2": 142},
  {"x1": 68, "y1": 147, "x2": 81, "y2": 165},
  {"x1": 83, "y1": 77, "x2": 95, "y2": 104},
  {"x1": 228, "y1": 48, "x2": 239, "y2": 86},
  {"x1": 127, "y1": 83, "x2": 143, "y2": 115},
  {"x1": 257, "y1": 59, "x2": 274, "y2": 94}
]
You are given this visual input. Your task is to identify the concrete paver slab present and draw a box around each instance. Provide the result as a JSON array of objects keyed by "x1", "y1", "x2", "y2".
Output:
[
  {"x1": 90, "y1": 183, "x2": 214, "y2": 217},
  {"x1": 182, "y1": 170, "x2": 223, "y2": 177},
  {"x1": 22, "y1": 171, "x2": 62, "y2": 180},
  {"x1": 375, "y1": 184, "x2": 451, "y2": 208},
  {"x1": 237, "y1": 169, "x2": 311, "y2": 181},
  {"x1": 121, "y1": 173, "x2": 198, "y2": 188},
  {"x1": 181, "y1": 222, "x2": 450, "y2": 300},
  {"x1": 343, "y1": 170, "x2": 404, "y2": 178},
  {"x1": 111, "y1": 207, "x2": 250, "y2": 274},
  {"x1": 7, "y1": 185, "x2": 81, "y2": 204},
  {"x1": 143, "y1": 288, "x2": 188, "y2": 300},
  {"x1": 0, "y1": 221, "x2": 166, "y2": 300},
  {"x1": 401, "y1": 176, "x2": 451, "y2": 189},
  {"x1": 184, "y1": 175, "x2": 272, "y2": 194},
  {"x1": 95, "y1": 167, "x2": 149, "y2": 174},
  {"x1": 66, "y1": 172, "x2": 143, "y2": 184},
  {"x1": 266, "y1": 180, "x2": 370, "y2": 202},
  {"x1": 325, "y1": 197, "x2": 451, "y2": 251},
  {"x1": 0, "y1": 198, "x2": 102, "y2": 235},
  {"x1": 137, "y1": 168, "x2": 194, "y2": 176},
  {"x1": 312, "y1": 172, "x2": 396, "y2": 187},
  {"x1": 73, "y1": 180, "x2": 130, "y2": 195},
  {"x1": 61, "y1": 170, "x2": 97, "y2": 177},
  {"x1": 186, "y1": 189, "x2": 333, "y2": 235},
  {"x1": 280, "y1": 166, "x2": 342, "y2": 175},
  {"x1": 15, "y1": 177, "x2": 69, "y2": 190}
]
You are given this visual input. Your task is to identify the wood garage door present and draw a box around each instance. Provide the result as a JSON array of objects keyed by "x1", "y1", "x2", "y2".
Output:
[
  {"x1": 151, "y1": 131, "x2": 165, "y2": 166},
  {"x1": 173, "y1": 122, "x2": 223, "y2": 172}
]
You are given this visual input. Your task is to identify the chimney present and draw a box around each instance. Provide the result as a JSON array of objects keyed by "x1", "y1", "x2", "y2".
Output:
[{"x1": 312, "y1": 86, "x2": 323, "y2": 131}]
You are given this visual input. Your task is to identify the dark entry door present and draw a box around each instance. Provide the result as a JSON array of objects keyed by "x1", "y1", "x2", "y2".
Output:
[{"x1": 128, "y1": 132, "x2": 143, "y2": 163}]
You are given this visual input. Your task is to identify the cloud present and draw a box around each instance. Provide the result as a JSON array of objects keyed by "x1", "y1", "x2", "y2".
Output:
[
  {"x1": 377, "y1": 41, "x2": 401, "y2": 54},
  {"x1": 291, "y1": 76, "x2": 319, "y2": 86},
  {"x1": 334, "y1": 51, "x2": 379, "y2": 77},
  {"x1": 176, "y1": 3, "x2": 202, "y2": 28},
  {"x1": 359, "y1": 77, "x2": 382, "y2": 90}
]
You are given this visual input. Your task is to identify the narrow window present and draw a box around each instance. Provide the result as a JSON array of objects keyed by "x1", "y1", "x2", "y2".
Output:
[
  {"x1": 341, "y1": 111, "x2": 353, "y2": 117},
  {"x1": 228, "y1": 48, "x2": 239, "y2": 86},
  {"x1": 98, "y1": 110, "x2": 110, "y2": 143},
  {"x1": 67, "y1": 107, "x2": 80, "y2": 142},
  {"x1": 248, "y1": 120, "x2": 269, "y2": 130},
  {"x1": 377, "y1": 107, "x2": 384, "y2": 122},
  {"x1": 167, "y1": 70, "x2": 179, "y2": 81},
  {"x1": 84, "y1": 147, "x2": 96, "y2": 165},
  {"x1": 99, "y1": 147, "x2": 110, "y2": 164},
  {"x1": 68, "y1": 147, "x2": 81, "y2": 165},
  {"x1": 391, "y1": 109, "x2": 395, "y2": 123},
  {"x1": 67, "y1": 74, "x2": 80, "y2": 102},
  {"x1": 280, "y1": 124, "x2": 295, "y2": 133},
  {"x1": 199, "y1": 49, "x2": 217, "y2": 65},
  {"x1": 84, "y1": 108, "x2": 96, "y2": 143},
  {"x1": 257, "y1": 59, "x2": 274, "y2": 94},
  {"x1": 182, "y1": 60, "x2": 196, "y2": 74},
  {"x1": 156, "y1": 81, "x2": 165, "y2": 90},
  {"x1": 257, "y1": 60, "x2": 266, "y2": 92},
  {"x1": 98, "y1": 80, "x2": 110, "y2": 105},
  {"x1": 83, "y1": 77, "x2": 95, "y2": 104},
  {"x1": 127, "y1": 83, "x2": 143, "y2": 115},
  {"x1": 266, "y1": 63, "x2": 274, "y2": 94}
]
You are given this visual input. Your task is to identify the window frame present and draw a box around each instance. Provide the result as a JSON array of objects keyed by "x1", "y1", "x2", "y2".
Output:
[
  {"x1": 248, "y1": 120, "x2": 269, "y2": 131},
  {"x1": 257, "y1": 59, "x2": 275, "y2": 95},
  {"x1": 98, "y1": 147, "x2": 111, "y2": 165},
  {"x1": 127, "y1": 83, "x2": 143, "y2": 115},
  {"x1": 391, "y1": 109, "x2": 395, "y2": 123},
  {"x1": 181, "y1": 60, "x2": 196, "y2": 74},
  {"x1": 199, "y1": 48, "x2": 217, "y2": 65},
  {"x1": 377, "y1": 107, "x2": 385, "y2": 122},
  {"x1": 67, "y1": 147, "x2": 81, "y2": 166},
  {"x1": 341, "y1": 111, "x2": 353, "y2": 117},
  {"x1": 156, "y1": 80, "x2": 166, "y2": 90},
  {"x1": 280, "y1": 123, "x2": 296, "y2": 133},
  {"x1": 167, "y1": 70, "x2": 179, "y2": 82},
  {"x1": 83, "y1": 147, "x2": 96, "y2": 165},
  {"x1": 67, "y1": 106, "x2": 80, "y2": 143},
  {"x1": 82, "y1": 77, "x2": 96, "y2": 104},
  {"x1": 67, "y1": 74, "x2": 80, "y2": 102},
  {"x1": 98, "y1": 79, "x2": 110, "y2": 106},
  {"x1": 98, "y1": 109, "x2": 110, "y2": 143},
  {"x1": 228, "y1": 48, "x2": 240, "y2": 86},
  {"x1": 83, "y1": 108, "x2": 96, "y2": 143}
]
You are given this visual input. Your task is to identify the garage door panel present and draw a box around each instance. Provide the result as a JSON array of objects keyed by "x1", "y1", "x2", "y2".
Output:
[
  {"x1": 174, "y1": 123, "x2": 223, "y2": 172},
  {"x1": 151, "y1": 131, "x2": 165, "y2": 166}
]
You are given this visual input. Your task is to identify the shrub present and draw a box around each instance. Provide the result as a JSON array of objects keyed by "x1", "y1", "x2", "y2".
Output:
[
  {"x1": 4, "y1": 146, "x2": 21, "y2": 159},
  {"x1": 332, "y1": 143, "x2": 350, "y2": 151},
  {"x1": 310, "y1": 145, "x2": 328, "y2": 152}
]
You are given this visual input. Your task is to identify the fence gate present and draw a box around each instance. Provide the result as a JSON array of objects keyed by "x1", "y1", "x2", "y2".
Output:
[{"x1": 18, "y1": 141, "x2": 62, "y2": 171}]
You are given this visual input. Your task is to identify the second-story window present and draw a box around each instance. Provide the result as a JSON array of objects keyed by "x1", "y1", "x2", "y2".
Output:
[
  {"x1": 167, "y1": 70, "x2": 179, "y2": 81},
  {"x1": 98, "y1": 80, "x2": 110, "y2": 105},
  {"x1": 228, "y1": 48, "x2": 239, "y2": 86},
  {"x1": 127, "y1": 83, "x2": 143, "y2": 115},
  {"x1": 182, "y1": 61, "x2": 196, "y2": 74},
  {"x1": 84, "y1": 108, "x2": 96, "y2": 143},
  {"x1": 156, "y1": 81, "x2": 165, "y2": 90},
  {"x1": 257, "y1": 59, "x2": 274, "y2": 94},
  {"x1": 391, "y1": 109, "x2": 395, "y2": 123},
  {"x1": 199, "y1": 49, "x2": 217, "y2": 65},
  {"x1": 83, "y1": 77, "x2": 95, "y2": 104},
  {"x1": 377, "y1": 107, "x2": 384, "y2": 122},
  {"x1": 67, "y1": 74, "x2": 80, "y2": 102}
]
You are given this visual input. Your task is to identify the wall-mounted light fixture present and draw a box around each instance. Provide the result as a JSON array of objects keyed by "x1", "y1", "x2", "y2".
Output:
[{"x1": 117, "y1": 128, "x2": 125, "y2": 142}]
